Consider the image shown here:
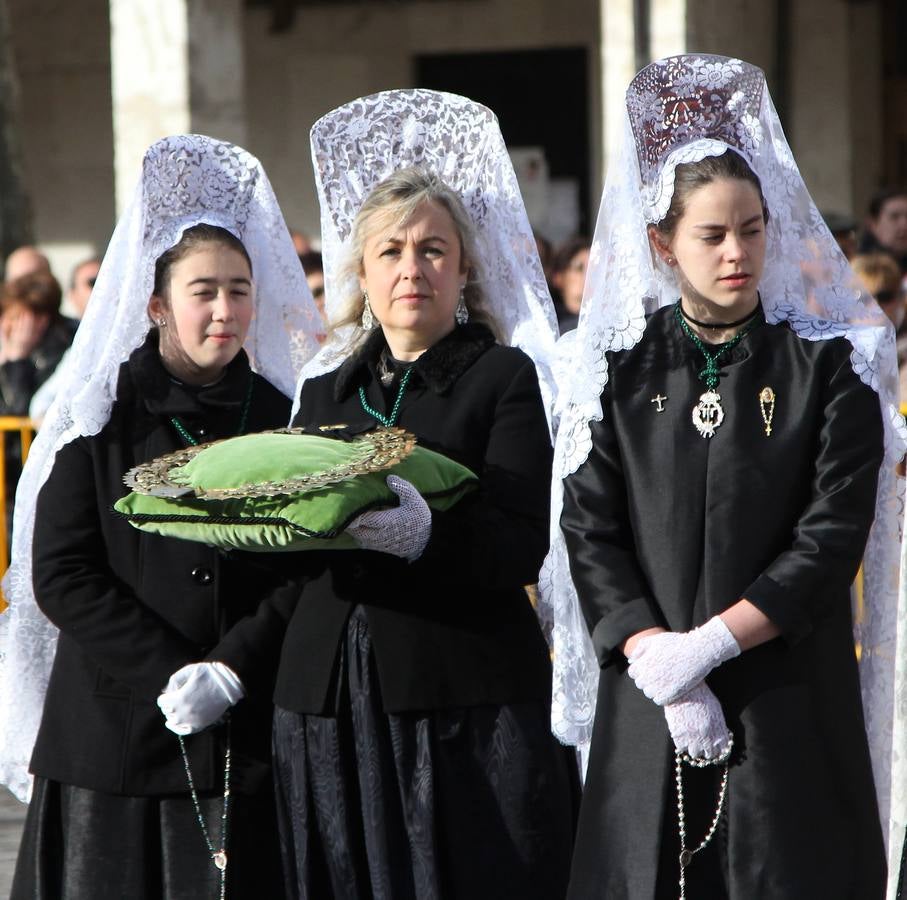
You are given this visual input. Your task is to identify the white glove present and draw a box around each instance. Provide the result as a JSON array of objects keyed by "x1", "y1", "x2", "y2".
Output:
[
  {"x1": 663, "y1": 682, "x2": 732, "y2": 761},
  {"x1": 346, "y1": 475, "x2": 431, "y2": 561},
  {"x1": 156, "y1": 661, "x2": 245, "y2": 735},
  {"x1": 627, "y1": 616, "x2": 740, "y2": 706}
]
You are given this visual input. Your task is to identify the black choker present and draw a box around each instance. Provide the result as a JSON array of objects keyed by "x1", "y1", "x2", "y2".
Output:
[{"x1": 679, "y1": 303, "x2": 760, "y2": 330}]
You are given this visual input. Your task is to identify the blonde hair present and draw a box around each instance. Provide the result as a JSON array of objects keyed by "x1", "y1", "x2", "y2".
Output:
[
  {"x1": 851, "y1": 252, "x2": 901, "y2": 298},
  {"x1": 329, "y1": 167, "x2": 500, "y2": 346}
]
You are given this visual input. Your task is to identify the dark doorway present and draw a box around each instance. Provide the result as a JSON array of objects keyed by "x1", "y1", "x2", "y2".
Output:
[
  {"x1": 416, "y1": 47, "x2": 590, "y2": 237},
  {"x1": 882, "y1": 0, "x2": 907, "y2": 188}
]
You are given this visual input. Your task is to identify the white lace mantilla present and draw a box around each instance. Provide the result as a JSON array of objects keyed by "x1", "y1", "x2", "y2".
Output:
[
  {"x1": 293, "y1": 89, "x2": 559, "y2": 428},
  {"x1": 0, "y1": 134, "x2": 322, "y2": 801},
  {"x1": 538, "y1": 58, "x2": 907, "y2": 854}
]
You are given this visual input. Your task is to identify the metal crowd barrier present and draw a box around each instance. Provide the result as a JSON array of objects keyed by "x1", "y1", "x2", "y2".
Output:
[{"x1": 0, "y1": 416, "x2": 35, "y2": 612}]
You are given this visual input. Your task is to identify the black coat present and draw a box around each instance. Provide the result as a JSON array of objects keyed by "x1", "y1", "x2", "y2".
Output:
[
  {"x1": 266, "y1": 323, "x2": 554, "y2": 715},
  {"x1": 0, "y1": 316, "x2": 74, "y2": 415},
  {"x1": 562, "y1": 307, "x2": 887, "y2": 898},
  {"x1": 30, "y1": 335, "x2": 292, "y2": 796}
]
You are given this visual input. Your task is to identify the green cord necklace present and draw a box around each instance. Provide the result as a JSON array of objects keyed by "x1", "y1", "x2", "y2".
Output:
[
  {"x1": 358, "y1": 365, "x2": 414, "y2": 428},
  {"x1": 170, "y1": 376, "x2": 254, "y2": 447},
  {"x1": 673, "y1": 301, "x2": 758, "y2": 438},
  {"x1": 170, "y1": 379, "x2": 249, "y2": 892}
]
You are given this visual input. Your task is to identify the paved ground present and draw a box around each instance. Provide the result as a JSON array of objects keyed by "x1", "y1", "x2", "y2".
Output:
[{"x1": 0, "y1": 787, "x2": 26, "y2": 897}]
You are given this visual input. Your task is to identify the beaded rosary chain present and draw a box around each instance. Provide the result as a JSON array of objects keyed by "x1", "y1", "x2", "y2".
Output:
[
  {"x1": 675, "y1": 734, "x2": 733, "y2": 900},
  {"x1": 178, "y1": 720, "x2": 232, "y2": 900},
  {"x1": 168, "y1": 375, "x2": 250, "y2": 899}
]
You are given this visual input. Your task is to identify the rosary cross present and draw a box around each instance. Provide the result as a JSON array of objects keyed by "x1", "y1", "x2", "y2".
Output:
[{"x1": 650, "y1": 394, "x2": 668, "y2": 412}]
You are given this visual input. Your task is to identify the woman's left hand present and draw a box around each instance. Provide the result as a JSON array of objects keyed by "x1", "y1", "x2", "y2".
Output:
[
  {"x1": 627, "y1": 616, "x2": 740, "y2": 705},
  {"x1": 662, "y1": 682, "x2": 732, "y2": 760},
  {"x1": 157, "y1": 661, "x2": 245, "y2": 735},
  {"x1": 345, "y1": 475, "x2": 431, "y2": 561}
]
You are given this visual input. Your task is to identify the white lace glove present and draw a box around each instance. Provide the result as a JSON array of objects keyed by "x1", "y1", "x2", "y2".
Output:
[
  {"x1": 663, "y1": 682, "x2": 732, "y2": 761},
  {"x1": 156, "y1": 662, "x2": 245, "y2": 735},
  {"x1": 628, "y1": 616, "x2": 740, "y2": 706},
  {"x1": 346, "y1": 475, "x2": 431, "y2": 561}
]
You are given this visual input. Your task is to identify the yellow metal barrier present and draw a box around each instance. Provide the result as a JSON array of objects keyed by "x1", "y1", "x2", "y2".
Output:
[{"x1": 0, "y1": 416, "x2": 35, "y2": 612}]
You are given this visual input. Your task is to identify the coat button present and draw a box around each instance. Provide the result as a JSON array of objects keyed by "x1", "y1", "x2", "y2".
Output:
[
  {"x1": 350, "y1": 564, "x2": 365, "y2": 579},
  {"x1": 191, "y1": 567, "x2": 213, "y2": 585}
]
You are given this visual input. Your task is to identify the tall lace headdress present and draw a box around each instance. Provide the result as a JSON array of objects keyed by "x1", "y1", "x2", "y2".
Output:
[
  {"x1": 292, "y1": 89, "x2": 559, "y2": 423},
  {"x1": 538, "y1": 54, "x2": 906, "y2": 845},
  {"x1": 0, "y1": 134, "x2": 323, "y2": 801}
]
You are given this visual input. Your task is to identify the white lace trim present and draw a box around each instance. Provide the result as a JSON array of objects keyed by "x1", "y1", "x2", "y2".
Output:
[{"x1": 292, "y1": 89, "x2": 559, "y2": 431}]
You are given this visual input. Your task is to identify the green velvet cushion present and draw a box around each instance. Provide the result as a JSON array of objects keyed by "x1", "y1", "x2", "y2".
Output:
[{"x1": 114, "y1": 431, "x2": 478, "y2": 552}]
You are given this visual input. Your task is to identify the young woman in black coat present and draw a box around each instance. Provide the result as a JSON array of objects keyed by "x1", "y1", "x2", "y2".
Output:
[
  {"x1": 546, "y1": 55, "x2": 897, "y2": 900},
  {"x1": 6, "y1": 135, "x2": 320, "y2": 899}
]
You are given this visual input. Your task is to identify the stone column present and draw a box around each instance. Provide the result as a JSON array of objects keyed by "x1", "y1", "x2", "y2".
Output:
[
  {"x1": 0, "y1": 0, "x2": 34, "y2": 256},
  {"x1": 786, "y1": 0, "x2": 883, "y2": 217},
  {"x1": 598, "y1": 0, "x2": 687, "y2": 185},
  {"x1": 649, "y1": 0, "x2": 686, "y2": 61},
  {"x1": 110, "y1": 0, "x2": 247, "y2": 214},
  {"x1": 599, "y1": 0, "x2": 637, "y2": 180}
]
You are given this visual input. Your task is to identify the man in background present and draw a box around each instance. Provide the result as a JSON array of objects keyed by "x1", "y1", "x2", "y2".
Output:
[
  {"x1": 3, "y1": 246, "x2": 51, "y2": 283},
  {"x1": 67, "y1": 257, "x2": 101, "y2": 320},
  {"x1": 861, "y1": 188, "x2": 907, "y2": 273}
]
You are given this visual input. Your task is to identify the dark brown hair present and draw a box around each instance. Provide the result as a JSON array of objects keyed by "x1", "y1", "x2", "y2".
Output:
[
  {"x1": 552, "y1": 236, "x2": 591, "y2": 274},
  {"x1": 2, "y1": 270, "x2": 62, "y2": 317},
  {"x1": 868, "y1": 187, "x2": 907, "y2": 220},
  {"x1": 653, "y1": 150, "x2": 769, "y2": 237},
  {"x1": 152, "y1": 224, "x2": 251, "y2": 298}
]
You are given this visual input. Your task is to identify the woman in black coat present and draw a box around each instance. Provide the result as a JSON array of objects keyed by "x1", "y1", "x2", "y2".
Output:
[
  {"x1": 6, "y1": 135, "x2": 320, "y2": 900},
  {"x1": 266, "y1": 165, "x2": 577, "y2": 899},
  {"x1": 547, "y1": 55, "x2": 897, "y2": 899}
]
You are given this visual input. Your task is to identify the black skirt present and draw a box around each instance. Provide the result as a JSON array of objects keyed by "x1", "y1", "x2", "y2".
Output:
[
  {"x1": 11, "y1": 773, "x2": 283, "y2": 899},
  {"x1": 273, "y1": 609, "x2": 578, "y2": 900}
]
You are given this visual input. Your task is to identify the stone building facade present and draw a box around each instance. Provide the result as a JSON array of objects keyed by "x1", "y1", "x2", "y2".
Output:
[{"x1": 5, "y1": 0, "x2": 901, "y2": 278}]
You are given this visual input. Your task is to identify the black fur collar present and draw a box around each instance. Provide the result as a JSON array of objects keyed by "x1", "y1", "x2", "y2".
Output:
[{"x1": 333, "y1": 323, "x2": 496, "y2": 401}]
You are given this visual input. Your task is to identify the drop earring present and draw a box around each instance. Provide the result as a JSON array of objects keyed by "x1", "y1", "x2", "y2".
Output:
[
  {"x1": 455, "y1": 287, "x2": 469, "y2": 325},
  {"x1": 361, "y1": 292, "x2": 374, "y2": 330}
]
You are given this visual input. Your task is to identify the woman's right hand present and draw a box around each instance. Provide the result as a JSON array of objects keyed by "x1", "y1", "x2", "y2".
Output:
[
  {"x1": 662, "y1": 682, "x2": 732, "y2": 761},
  {"x1": 157, "y1": 661, "x2": 245, "y2": 735},
  {"x1": 345, "y1": 475, "x2": 431, "y2": 561}
]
